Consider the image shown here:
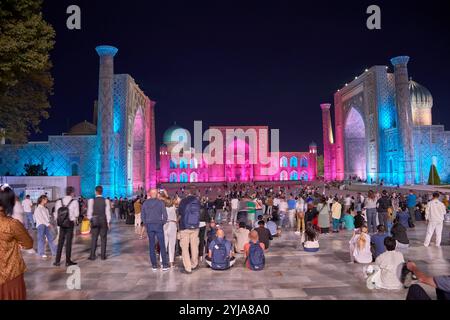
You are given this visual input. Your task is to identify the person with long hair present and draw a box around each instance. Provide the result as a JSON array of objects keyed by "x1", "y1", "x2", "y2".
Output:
[
  {"x1": 317, "y1": 196, "x2": 331, "y2": 234},
  {"x1": 365, "y1": 190, "x2": 378, "y2": 234},
  {"x1": 302, "y1": 222, "x2": 320, "y2": 252},
  {"x1": 162, "y1": 194, "x2": 178, "y2": 268},
  {"x1": 0, "y1": 185, "x2": 33, "y2": 300},
  {"x1": 34, "y1": 195, "x2": 57, "y2": 259},
  {"x1": 349, "y1": 225, "x2": 372, "y2": 264}
]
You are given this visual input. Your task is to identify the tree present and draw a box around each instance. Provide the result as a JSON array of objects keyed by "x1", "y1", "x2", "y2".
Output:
[
  {"x1": 317, "y1": 155, "x2": 324, "y2": 177},
  {"x1": 24, "y1": 162, "x2": 48, "y2": 176},
  {"x1": 428, "y1": 164, "x2": 441, "y2": 185},
  {"x1": 0, "y1": 0, "x2": 55, "y2": 143}
]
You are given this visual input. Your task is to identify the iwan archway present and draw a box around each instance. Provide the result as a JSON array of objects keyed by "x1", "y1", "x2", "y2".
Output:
[{"x1": 344, "y1": 107, "x2": 367, "y2": 180}]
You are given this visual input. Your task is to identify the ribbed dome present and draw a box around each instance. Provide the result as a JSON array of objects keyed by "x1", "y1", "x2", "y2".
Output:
[
  {"x1": 67, "y1": 121, "x2": 97, "y2": 136},
  {"x1": 163, "y1": 124, "x2": 189, "y2": 144},
  {"x1": 409, "y1": 80, "x2": 433, "y2": 110}
]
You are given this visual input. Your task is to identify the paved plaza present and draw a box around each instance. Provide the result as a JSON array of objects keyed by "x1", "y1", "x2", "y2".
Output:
[{"x1": 23, "y1": 219, "x2": 450, "y2": 300}]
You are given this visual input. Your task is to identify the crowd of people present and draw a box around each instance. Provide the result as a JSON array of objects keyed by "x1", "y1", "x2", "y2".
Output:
[{"x1": 1, "y1": 181, "x2": 450, "y2": 300}]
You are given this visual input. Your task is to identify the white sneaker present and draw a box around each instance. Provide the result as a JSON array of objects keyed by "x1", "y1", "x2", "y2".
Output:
[
  {"x1": 152, "y1": 267, "x2": 158, "y2": 272},
  {"x1": 295, "y1": 231, "x2": 301, "y2": 235},
  {"x1": 162, "y1": 267, "x2": 169, "y2": 271},
  {"x1": 41, "y1": 255, "x2": 48, "y2": 259},
  {"x1": 228, "y1": 222, "x2": 232, "y2": 225}
]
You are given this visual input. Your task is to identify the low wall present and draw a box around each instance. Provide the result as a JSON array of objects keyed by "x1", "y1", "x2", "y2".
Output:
[{"x1": 0, "y1": 176, "x2": 81, "y2": 200}]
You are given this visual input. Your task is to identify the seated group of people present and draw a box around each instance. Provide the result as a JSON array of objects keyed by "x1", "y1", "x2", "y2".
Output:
[{"x1": 204, "y1": 218, "x2": 271, "y2": 271}]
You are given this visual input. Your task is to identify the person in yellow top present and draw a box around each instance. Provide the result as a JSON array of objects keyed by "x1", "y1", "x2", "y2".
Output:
[
  {"x1": 134, "y1": 196, "x2": 143, "y2": 235},
  {"x1": 331, "y1": 197, "x2": 343, "y2": 233}
]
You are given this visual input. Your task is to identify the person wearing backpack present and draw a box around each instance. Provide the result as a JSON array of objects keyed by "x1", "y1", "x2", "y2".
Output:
[
  {"x1": 177, "y1": 187, "x2": 201, "y2": 274},
  {"x1": 87, "y1": 186, "x2": 111, "y2": 261},
  {"x1": 244, "y1": 230, "x2": 266, "y2": 270},
  {"x1": 53, "y1": 186, "x2": 79, "y2": 267},
  {"x1": 205, "y1": 229, "x2": 235, "y2": 270}
]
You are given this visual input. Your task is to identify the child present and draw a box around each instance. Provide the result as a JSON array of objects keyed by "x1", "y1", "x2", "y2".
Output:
[
  {"x1": 302, "y1": 222, "x2": 320, "y2": 252},
  {"x1": 371, "y1": 225, "x2": 388, "y2": 260},
  {"x1": 391, "y1": 218, "x2": 410, "y2": 253},
  {"x1": 367, "y1": 237, "x2": 405, "y2": 290},
  {"x1": 342, "y1": 212, "x2": 355, "y2": 231},
  {"x1": 397, "y1": 204, "x2": 410, "y2": 229}
]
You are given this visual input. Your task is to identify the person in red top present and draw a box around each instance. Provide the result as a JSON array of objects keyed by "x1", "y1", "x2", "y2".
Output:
[{"x1": 243, "y1": 230, "x2": 265, "y2": 269}]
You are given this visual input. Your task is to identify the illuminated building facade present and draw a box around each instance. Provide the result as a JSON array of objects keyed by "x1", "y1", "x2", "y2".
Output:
[{"x1": 322, "y1": 56, "x2": 450, "y2": 185}]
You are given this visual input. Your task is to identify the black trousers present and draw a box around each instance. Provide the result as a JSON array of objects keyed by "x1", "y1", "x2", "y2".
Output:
[
  {"x1": 90, "y1": 223, "x2": 108, "y2": 258},
  {"x1": 55, "y1": 227, "x2": 74, "y2": 263},
  {"x1": 198, "y1": 226, "x2": 206, "y2": 256}
]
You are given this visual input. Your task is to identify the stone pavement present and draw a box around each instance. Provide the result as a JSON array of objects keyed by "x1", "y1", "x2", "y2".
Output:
[{"x1": 23, "y1": 220, "x2": 450, "y2": 300}]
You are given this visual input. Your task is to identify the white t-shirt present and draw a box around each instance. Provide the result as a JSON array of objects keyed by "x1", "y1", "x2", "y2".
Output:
[
  {"x1": 375, "y1": 250, "x2": 404, "y2": 290},
  {"x1": 344, "y1": 197, "x2": 353, "y2": 206},
  {"x1": 231, "y1": 198, "x2": 239, "y2": 210},
  {"x1": 278, "y1": 201, "x2": 288, "y2": 212},
  {"x1": 22, "y1": 198, "x2": 33, "y2": 212}
]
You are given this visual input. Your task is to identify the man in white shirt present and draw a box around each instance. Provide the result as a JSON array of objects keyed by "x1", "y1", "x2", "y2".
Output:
[
  {"x1": 22, "y1": 195, "x2": 34, "y2": 230},
  {"x1": 230, "y1": 197, "x2": 239, "y2": 226},
  {"x1": 54, "y1": 186, "x2": 80, "y2": 267},
  {"x1": 87, "y1": 186, "x2": 111, "y2": 261},
  {"x1": 424, "y1": 192, "x2": 447, "y2": 247}
]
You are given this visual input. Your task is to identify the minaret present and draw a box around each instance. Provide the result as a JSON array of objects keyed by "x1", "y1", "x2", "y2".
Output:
[
  {"x1": 391, "y1": 56, "x2": 415, "y2": 185},
  {"x1": 96, "y1": 45, "x2": 118, "y2": 196},
  {"x1": 308, "y1": 142, "x2": 318, "y2": 181},
  {"x1": 321, "y1": 103, "x2": 334, "y2": 181}
]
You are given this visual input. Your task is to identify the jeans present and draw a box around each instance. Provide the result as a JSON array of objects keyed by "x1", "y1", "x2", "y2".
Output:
[
  {"x1": 332, "y1": 218, "x2": 340, "y2": 231},
  {"x1": 24, "y1": 212, "x2": 34, "y2": 230},
  {"x1": 37, "y1": 224, "x2": 57, "y2": 256},
  {"x1": 288, "y1": 210, "x2": 296, "y2": 229},
  {"x1": 146, "y1": 224, "x2": 168, "y2": 268},
  {"x1": 378, "y1": 211, "x2": 388, "y2": 231},
  {"x1": 408, "y1": 207, "x2": 416, "y2": 224},
  {"x1": 366, "y1": 208, "x2": 377, "y2": 233}
]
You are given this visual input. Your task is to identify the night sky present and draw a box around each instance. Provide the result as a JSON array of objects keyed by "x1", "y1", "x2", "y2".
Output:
[{"x1": 37, "y1": 0, "x2": 450, "y2": 154}]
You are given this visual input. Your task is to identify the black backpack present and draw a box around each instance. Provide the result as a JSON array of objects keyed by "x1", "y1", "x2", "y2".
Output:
[{"x1": 57, "y1": 199, "x2": 75, "y2": 228}]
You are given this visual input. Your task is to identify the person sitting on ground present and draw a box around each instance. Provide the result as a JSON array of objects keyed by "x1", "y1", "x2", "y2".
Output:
[
  {"x1": 233, "y1": 222, "x2": 250, "y2": 254},
  {"x1": 342, "y1": 211, "x2": 355, "y2": 231},
  {"x1": 349, "y1": 225, "x2": 372, "y2": 264},
  {"x1": 301, "y1": 222, "x2": 320, "y2": 252},
  {"x1": 244, "y1": 230, "x2": 266, "y2": 271},
  {"x1": 265, "y1": 218, "x2": 278, "y2": 238},
  {"x1": 354, "y1": 210, "x2": 365, "y2": 230},
  {"x1": 371, "y1": 225, "x2": 388, "y2": 260},
  {"x1": 254, "y1": 215, "x2": 265, "y2": 229},
  {"x1": 397, "y1": 204, "x2": 411, "y2": 229},
  {"x1": 370, "y1": 237, "x2": 405, "y2": 290},
  {"x1": 405, "y1": 261, "x2": 450, "y2": 300},
  {"x1": 205, "y1": 229, "x2": 235, "y2": 270},
  {"x1": 391, "y1": 218, "x2": 410, "y2": 252},
  {"x1": 255, "y1": 220, "x2": 273, "y2": 250}
]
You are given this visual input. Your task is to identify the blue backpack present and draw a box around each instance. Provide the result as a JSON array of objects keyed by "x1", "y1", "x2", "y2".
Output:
[
  {"x1": 183, "y1": 198, "x2": 200, "y2": 229},
  {"x1": 248, "y1": 241, "x2": 265, "y2": 271},
  {"x1": 211, "y1": 239, "x2": 230, "y2": 270}
]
